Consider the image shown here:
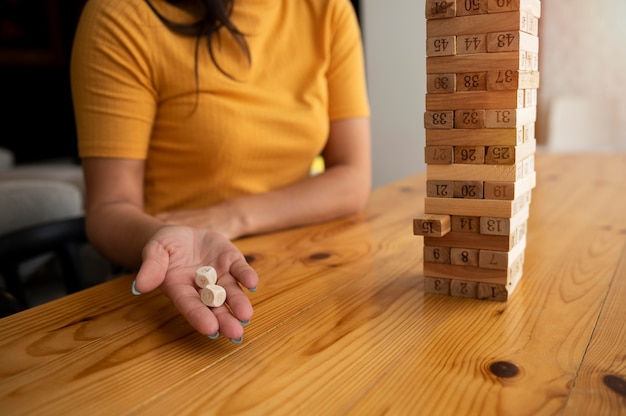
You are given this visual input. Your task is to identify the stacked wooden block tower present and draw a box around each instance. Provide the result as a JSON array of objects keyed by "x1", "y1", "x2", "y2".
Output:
[{"x1": 414, "y1": 0, "x2": 541, "y2": 301}]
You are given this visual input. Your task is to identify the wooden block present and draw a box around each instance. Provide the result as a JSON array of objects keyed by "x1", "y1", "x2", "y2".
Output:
[
  {"x1": 426, "y1": 90, "x2": 525, "y2": 111},
  {"x1": 424, "y1": 277, "x2": 451, "y2": 295},
  {"x1": 427, "y1": 180, "x2": 455, "y2": 198},
  {"x1": 479, "y1": 217, "x2": 510, "y2": 236},
  {"x1": 425, "y1": 197, "x2": 516, "y2": 217},
  {"x1": 427, "y1": 162, "x2": 523, "y2": 181},
  {"x1": 426, "y1": 128, "x2": 523, "y2": 146},
  {"x1": 523, "y1": 123, "x2": 535, "y2": 142},
  {"x1": 488, "y1": 0, "x2": 542, "y2": 18},
  {"x1": 427, "y1": 36, "x2": 457, "y2": 57},
  {"x1": 479, "y1": 237, "x2": 526, "y2": 270},
  {"x1": 485, "y1": 139, "x2": 536, "y2": 165},
  {"x1": 425, "y1": 146, "x2": 454, "y2": 164},
  {"x1": 451, "y1": 248, "x2": 479, "y2": 266},
  {"x1": 477, "y1": 261, "x2": 525, "y2": 301},
  {"x1": 427, "y1": 52, "x2": 529, "y2": 74},
  {"x1": 200, "y1": 284, "x2": 227, "y2": 307},
  {"x1": 426, "y1": 11, "x2": 532, "y2": 37},
  {"x1": 454, "y1": 110, "x2": 486, "y2": 129},
  {"x1": 454, "y1": 146, "x2": 485, "y2": 164},
  {"x1": 450, "y1": 215, "x2": 480, "y2": 233},
  {"x1": 487, "y1": 31, "x2": 539, "y2": 53},
  {"x1": 450, "y1": 280, "x2": 479, "y2": 298},
  {"x1": 484, "y1": 172, "x2": 536, "y2": 200},
  {"x1": 456, "y1": 0, "x2": 488, "y2": 16},
  {"x1": 425, "y1": 232, "x2": 515, "y2": 251},
  {"x1": 457, "y1": 34, "x2": 487, "y2": 54},
  {"x1": 424, "y1": 245, "x2": 452, "y2": 264},
  {"x1": 195, "y1": 265, "x2": 217, "y2": 287},
  {"x1": 427, "y1": 73, "x2": 456, "y2": 93},
  {"x1": 485, "y1": 107, "x2": 536, "y2": 128},
  {"x1": 526, "y1": 14, "x2": 539, "y2": 35},
  {"x1": 424, "y1": 111, "x2": 455, "y2": 129},
  {"x1": 413, "y1": 214, "x2": 451, "y2": 237},
  {"x1": 426, "y1": 0, "x2": 457, "y2": 19},
  {"x1": 487, "y1": 70, "x2": 540, "y2": 90},
  {"x1": 456, "y1": 72, "x2": 488, "y2": 92},
  {"x1": 524, "y1": 88, "x2": 538, "y2": 107},
  {"x1": 454, "y1": 181, "x2": 484, "y2": 199},
  {"x1": 423, "y1": 262, "x2": 520, "y2": 283}
]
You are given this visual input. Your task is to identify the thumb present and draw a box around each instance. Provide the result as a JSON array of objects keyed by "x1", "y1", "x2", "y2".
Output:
[{"x1": 133, "y1": 239, "x2": 170, "y2": 294}]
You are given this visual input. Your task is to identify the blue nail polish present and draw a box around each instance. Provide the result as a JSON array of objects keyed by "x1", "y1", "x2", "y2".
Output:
[
  {"x1": 239, "y1": 319, "x2": 250, "y2": 327},
  {"x1": 207, "y1": 331, "x2": 219, "y2": 340},
  {"x1": 249, "y1": 287, "x2": 257, "y2": 293},
  {"x1": 131, "y1": 280, "x2": 142, "y2": 296},
  {"x1": 230, "y1": 336, "x2": 243, "y2": 345}
]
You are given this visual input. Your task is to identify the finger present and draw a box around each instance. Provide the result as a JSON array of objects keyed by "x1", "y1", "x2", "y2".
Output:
[
  {"x1": 219, "y1": 273, "x2": 254, "y2": 323},
  {"x1": 165, "y1": 283, "x2": 220, "y2": 336},
  {"x1": 134, "y1": 239, "x2": 170, "y2": 293},
  {"x1": 212, "y1": 304, "x2": 245, "y2": 341},
  {"x1": 229, "y1": 257, "x2": 259, "y2": 291}
]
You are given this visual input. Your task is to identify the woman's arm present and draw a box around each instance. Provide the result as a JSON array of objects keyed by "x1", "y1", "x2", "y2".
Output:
[
  {"x1": 82, "y1": 158, "x2": 258, "y2": 341},
  {"x1": 156, "y1": 116, "x2": 372, "y2": 238}
]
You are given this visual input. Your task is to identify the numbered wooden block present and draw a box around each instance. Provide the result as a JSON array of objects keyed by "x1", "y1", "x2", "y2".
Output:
[
  {"x1": 455, "y1": 110, "x2": 485, "y2": 129},
  {"x1": 487, "y1": 70, "x2": 540, "y2": 91},
  {"x1": 424, "y1": 246, "x2": 452, "y2": 264},
  {"x1": 427, "y1": 74, "x2": 456, "y2": 93},
  {"x1": 523, "y1": 123, "x2": 535, "y2": 141},
  {"x1": 425, "y1": 146, "x2": 454, "y2": 164},
  {"x1": 454, "y1": 146, "x2": 485, "y2": 164},
  {"x1": 457, "y1": 34, "x2": 487, "y2": 54},
  {"x1": 424, "y1": 111, "x2": 455, "y2": 129},
  {"x1": 456, "y1": 72, "x2": 487, "y2": 92},
  {"x1": 450, "y1": 215, "x2": 480, "y2": 233},
  {"x1": 485, "y1": 146, "x2": 515, "y2": 165},
  {"x1": 427, "y1": 180, "x2": 455, "y2": 198},
  {"x1": 450, "y1": 280, "x2": 478, "y2": 298},
  {"x1": 426, "y1": 0, "x2": 457, "y2": 19},
  {"x1": 427, "y1": 36, "x2": 456, "y2": 57},
  {"x1": 485, "y1": 107, "x2": 536, "y2": 128},
  {"x1": 477, "y1": 283, "x2": 509, "y2": 301},
  {"x1": 524, "y1": 89, "x2": 537, "y2": 107},
  {"x1": 456, "y1": 0, "x2": 487, "y2": 16},
  {"x1": 487, "y1": 31, "x2": 538, "y2": 53},
  {"x1": 413, "y1": 214, "x2": 451, "y2": 237},
  {"x1": 479, "y1": 238, "x2": 526, "y2": 270},
  {"x1": 487, "y1": 0, "x2": 521, "y2": 13},
  {"x1": 426, "y1": 127, "x2": 523, "y2": 147},
  {"x1": 452, "y1": 182, "x2": 487, "y2": 203},
  {"x1": 484, "y1": 181, "x2": 515, "y2": 200},
  {"x1": 200, "y1": 284, "x2": 227, "y2": 307},
  {"x1": 480, "y1": 217, "x2": 511, "y2": 236},
  {"x1": 195, "y1": 265, "x2": 217, "y2": 287},
  {"x1": 450, "y1": 248, "x2": 479, "y2": 267},
  {"x1": 424, "y1": 277, "x2": 451, "y2": 296}
]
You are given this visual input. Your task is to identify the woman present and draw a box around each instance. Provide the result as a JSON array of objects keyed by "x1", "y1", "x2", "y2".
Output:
[{"x1": 71, "y1": 0, "x2": 371, "y2": 343}]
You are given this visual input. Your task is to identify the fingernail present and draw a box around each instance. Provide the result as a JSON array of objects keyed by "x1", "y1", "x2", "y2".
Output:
[
  {"x1": 230, "y1": 336, "x2": 243, "y2": 345},
  {"x1": 239, "y1": 319, "x2": 250, "y2": 327},
  {"x1": 131, "y1": 280, "x2": 142, "y2": 296},
  {"x1": 207, "y1": 331, "x2": 220, "y2": 340},
  {"x1": 249, "y1": 287, "x2": 257, "y2": 293}
]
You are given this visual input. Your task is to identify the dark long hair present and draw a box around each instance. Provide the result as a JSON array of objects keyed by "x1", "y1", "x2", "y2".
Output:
[{"x1": 144, "y1": 0, "x2": 250, "y2": 81}]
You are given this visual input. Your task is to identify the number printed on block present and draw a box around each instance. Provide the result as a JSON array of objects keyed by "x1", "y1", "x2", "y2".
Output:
[
  {"x1": 425, "y1": 277, "x2": 452, "y2": 295},
  {"x1": 457, "y1": 34, "x2": 487, "y2": 54},
  {"x1": 485, "y1": 146, "x2": 515, "y2": 165},
  {"x1": 480, "y1": 217, "x2": 511, "y2": 236},
  {"x1": 427, "y1": 180, "x2": 455, "y2": 197},
  {"x1": 425, "y1": 146, "x2": 454, "y2": 164},
  {"x1": 413, "y1": 214, "x2": 451, "y2": 237},
  {"x1": 488, "y1": 0, "x2": 520, "y2": 13},
  {"x1": 454, "y1": 146, "x2": 485, "y2": 164},
  {"x1": 427, "y1": 74, "x2": 456, "y2": 93},
  {"x1": 451, "y1": 280, "x2": 478, "y2": 298},
  {"x1": 424, "y1": 111, "x2": 454, "y2": 129},
  {"x1": 456, "y1": 72, "x2": 487, "y2": 92},
  {"x1": 451, "y1": 248, "x2": 480, "y2": 266},
  {"x1": 454, "y1": 181, "x2": 484, "y2": 199},
  {"x1": 456, "y1": 0, "x2": 487, "y2": 16},
  {"x1": 426, "y1": 0, "x2": 457, "y2": 19},
  {"x1": 427, "y1": 36, "x2": 456, "y2": 57},
  {"x1": 424, "y1": 246, "x2": 452, "y2": 264},
  {"x1": 484, "y1": 182, "x2": 515, "y2": 200},
  {"x1": 487, "y1": 31, "x2": 519, "y2": 52},
  {"x1": 455, "y1": 110, "x2": 485, "y2": 129},
  {"x1": 450, "y1": 215, "x2": 480, "y2": 233}
]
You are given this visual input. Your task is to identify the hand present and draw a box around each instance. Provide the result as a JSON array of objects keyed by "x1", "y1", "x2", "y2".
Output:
[{"x1": 132, "y1": 225, "x2": 258, "y2": 342}]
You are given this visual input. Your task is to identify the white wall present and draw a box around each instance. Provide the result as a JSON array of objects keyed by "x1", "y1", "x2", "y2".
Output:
[{"x1": 362, "y1": 0, "x2": 426, "y2": 188}]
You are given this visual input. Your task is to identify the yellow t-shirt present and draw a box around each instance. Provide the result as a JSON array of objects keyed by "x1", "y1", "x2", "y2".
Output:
[{"x1": 71, "y1": 0, "x2": 370, "y2": 215}]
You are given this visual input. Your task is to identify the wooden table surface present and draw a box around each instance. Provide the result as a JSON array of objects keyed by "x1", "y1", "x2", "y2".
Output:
[{"x1": 1, "y1": 153, "x2": 626, "y2": 415}]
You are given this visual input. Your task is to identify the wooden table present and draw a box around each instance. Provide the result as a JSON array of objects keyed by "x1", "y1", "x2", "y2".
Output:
[{"x1": 1, "y1": 153, "x2": 625, "y2": 415}]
